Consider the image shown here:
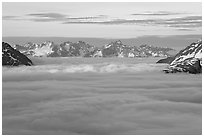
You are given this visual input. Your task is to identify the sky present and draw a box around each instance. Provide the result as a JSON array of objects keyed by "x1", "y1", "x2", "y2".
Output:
[{"x1": 2, "y1": 2, "x2": 202, "y2": 38}]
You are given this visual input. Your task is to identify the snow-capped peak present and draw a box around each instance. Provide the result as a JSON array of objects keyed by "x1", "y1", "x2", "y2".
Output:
[{"x1": 170, "y1": 40, "x2": 202, "y2": 65}]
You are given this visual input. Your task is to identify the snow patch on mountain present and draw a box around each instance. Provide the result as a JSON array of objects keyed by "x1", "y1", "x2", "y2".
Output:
[
  {"x1": 170, "y1": 40, "x2": 202, "y2": 66},
  {"x1": 163, "y1": 40, "x2": 202, "y2": 74}
]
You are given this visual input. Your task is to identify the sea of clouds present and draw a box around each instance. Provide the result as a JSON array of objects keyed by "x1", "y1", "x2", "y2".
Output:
[{"x1": 2, "y1": 58, "x2": 202, "y2": 135}]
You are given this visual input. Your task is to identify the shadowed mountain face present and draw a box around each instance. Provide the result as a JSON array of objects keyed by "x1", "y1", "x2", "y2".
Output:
[
  {"x1": 162, "y1": 40, "x2": 202, "y2": 74},
  {"x1": 2, "y1": 42, "x2": 33, "y2": 66},
  {"x1": 12, "y1": 40, "x2": 174, "y2": 58}
]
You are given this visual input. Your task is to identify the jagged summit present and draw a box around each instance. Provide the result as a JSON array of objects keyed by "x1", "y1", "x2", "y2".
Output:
[{"x1": 163, "y1": 40, "x2": 202, "y2": 74}]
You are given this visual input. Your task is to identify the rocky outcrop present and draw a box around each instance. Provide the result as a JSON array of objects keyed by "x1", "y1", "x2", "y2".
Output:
[
  {"x1": 156, "y1": 57, "x2": 174, "y2": 64},
  {"x1": 2, "y1": 42, "x2": 33, "y2": 66},
  {"x1": 163, "y1": 40, "x2": 202, "y2": 74}
]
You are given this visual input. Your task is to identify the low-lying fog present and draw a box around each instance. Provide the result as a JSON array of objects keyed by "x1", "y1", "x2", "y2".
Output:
[{"x1": 2, "y1": 57, "x2": 202, "y2": 135}]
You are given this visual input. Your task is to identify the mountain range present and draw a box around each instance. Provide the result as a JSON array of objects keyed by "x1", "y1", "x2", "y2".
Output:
[
  {"x1": 2, "y1": 40, "x2": 202, "y2": 74},
  {"x1": 12, "y1": 40, "x2": 174, "y2": 58}
]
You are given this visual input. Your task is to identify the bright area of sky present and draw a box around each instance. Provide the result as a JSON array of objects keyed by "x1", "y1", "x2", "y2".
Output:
[{"x1": 2, "y1": 2, "x2": 202, "y2": 38}]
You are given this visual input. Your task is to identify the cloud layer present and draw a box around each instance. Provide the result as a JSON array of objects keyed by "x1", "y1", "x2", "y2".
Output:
[
  {"x1": 131, "y1": 11, "x2": 181, "y2": 16},
  {"x1": 3, "y1": 11, "x2": 202, "y2": 30},
  {"x1": 2, "y1": 58, "x2": 202, "y2": 135}
]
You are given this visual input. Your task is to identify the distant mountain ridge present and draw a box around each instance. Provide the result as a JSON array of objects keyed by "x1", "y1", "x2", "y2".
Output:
[
  {"x1": 3, "y1": 35, "x2": 201, "y2": 51},
  {"x1": 12, "y1": 40, "x2": 175, "y2": 58}
]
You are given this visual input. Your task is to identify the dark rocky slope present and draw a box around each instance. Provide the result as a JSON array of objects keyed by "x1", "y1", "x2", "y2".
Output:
[
  {"x1": 156, "y1": 57, "x2": 174, "y2": 64},
  {"x1": 2, "y1": 42, "x2": 33, "y2": 66}
]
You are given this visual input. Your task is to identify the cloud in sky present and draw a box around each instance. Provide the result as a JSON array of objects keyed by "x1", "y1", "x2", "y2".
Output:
[
  {"x1": 63, "y1": 15, "x2": 202, "y2": 29},
  {"x1": 2, "y1": 15, "x2": 19, "y2": 20},
  {"x1": 158, "y1": 16, "x2": 202, "y2": 28},
  {"x1": 131, "y1": 11, "x2": 182, "y2": 16},
  {"x1": 176, "y1": 28, "x2": 194, "y2": 31},
  {"x1": 28, "y1": 13, "x2": 66, "y2": 18},
  {"x1": 3, "y1": 12, "x2": 108, "y2": 23},
  {"x1": 2, "y1": 2, "x2": 201, "y2": 37},
  {"x1": 3, "y1": 12, "x2": 202, "y2": 30},
  {"x1": 66, "y1": 15, "x2": 108, "y2": 20}
]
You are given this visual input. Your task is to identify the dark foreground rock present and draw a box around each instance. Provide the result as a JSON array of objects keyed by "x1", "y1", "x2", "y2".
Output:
[
  {"x1": 163, "y1": 58, "x2": 202, "y2": 74},
  {"x1": 2, "y1": 42, "x2": 33, "y2": 66},
  {"x1": 163, "y1": 40, "x2": 202, "y2": 74},
  {"x1": 156, "y1": 57, "x2": 174, "y2": 64}
]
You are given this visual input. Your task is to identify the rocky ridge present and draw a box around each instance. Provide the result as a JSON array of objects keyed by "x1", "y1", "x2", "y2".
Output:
[
  {"x1": 13, "y1": 40, "x2": 174, "y2": 58},
  {"x1": 162, "y1": 40, "x2": 202, "y2": 74}
]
